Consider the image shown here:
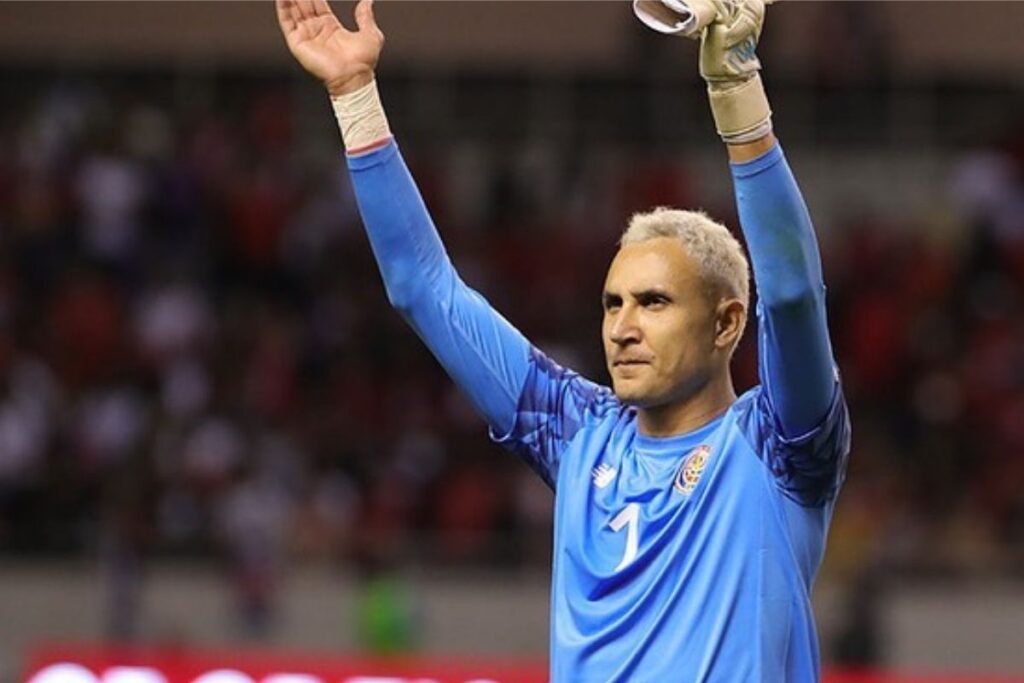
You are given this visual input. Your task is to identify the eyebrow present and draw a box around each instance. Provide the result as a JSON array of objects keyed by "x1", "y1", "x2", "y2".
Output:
[
  {"x1": 626, "y1": 286, "x2": 675, "y2": 303},
  {"x1": 602, "y1": 288, "x2": 674, "y2": 306},
  {"x1": 633, "y1": 287, "x2": 673, "y2": 301}
]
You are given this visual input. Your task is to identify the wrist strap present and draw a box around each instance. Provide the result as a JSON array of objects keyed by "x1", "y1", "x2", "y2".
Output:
[
  {"x1": 707, "y1": 73, "x2": 773, "y2": 144},
  {"x1": 330, "y1": 79, "x2": 392, "y2": 154}
]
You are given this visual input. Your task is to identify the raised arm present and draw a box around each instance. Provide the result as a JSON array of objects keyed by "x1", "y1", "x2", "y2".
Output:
[
  {"x1": 633, "y1": 0, "x2": 839, "y2": 438},
  {"x1": 276, "y1": 0, "x2": 529, "y2": 428},
  {"x1": 729, "y1": 137, "x2": 836, "y2": 438},
  {"x1": 659, "y1": 1, "x2": 845, "y2": 507},
  {"x1": 702, "y1": 1, "x2": 837, "y2": 437},
  {"x1": 276, "y1": 1, "x2": 606, "y2": 487}
]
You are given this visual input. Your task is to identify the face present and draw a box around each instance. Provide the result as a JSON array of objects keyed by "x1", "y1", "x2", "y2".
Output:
[{"x1": 602, "y1": 237, "x2": 735, "y2": 408}]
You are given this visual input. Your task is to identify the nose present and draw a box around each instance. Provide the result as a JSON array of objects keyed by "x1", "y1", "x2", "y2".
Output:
[{"x1": 608, "y1": 305, "x2": 641, "y2": 346}]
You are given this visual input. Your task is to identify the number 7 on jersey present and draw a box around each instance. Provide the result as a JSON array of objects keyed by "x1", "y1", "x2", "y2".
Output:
[{"x1": 609, "y1": 502, "x2": 640, "y2": 571}]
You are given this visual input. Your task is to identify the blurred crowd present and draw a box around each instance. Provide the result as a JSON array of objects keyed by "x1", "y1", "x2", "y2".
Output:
[{"x1": 1, "y1": 72, "x2": 1023, "y2": 642}]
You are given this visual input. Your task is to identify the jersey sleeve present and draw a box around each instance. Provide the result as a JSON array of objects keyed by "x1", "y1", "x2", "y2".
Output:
[
  {"x1": 731, "y1": 143, "x2": 851, "y2": 507},
  {"x1": 490, "y1": 348, "x2": 619, "y2": 489},
  {"x1": 346, "y1": 140, "x2": 611, "y2": 489}
]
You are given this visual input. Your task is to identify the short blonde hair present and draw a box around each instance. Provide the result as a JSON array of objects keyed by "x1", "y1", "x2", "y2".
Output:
[{"x1": 620, "y1": 207, "x2": 750, "y2": 311}]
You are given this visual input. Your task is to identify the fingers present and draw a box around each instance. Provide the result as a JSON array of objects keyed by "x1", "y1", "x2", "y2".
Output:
[
  {"x1": 354, "y1": 0, "x2": 382, "y2": 37},
  {"x1": 276, "y1": 0, "x2": 298, "y2": 34},
  {"x1": 720, "y1": 2, "x2": 762, "y2": 47},
  {"x1": 309, "y1": 0, "x2": 334, "y2": 20},
  {"x1": 722, "y1": 16, "x2": 756, "y2": 47},
  {"x1": 279, "y1": 0, "x2": 352, "y2": 41},
  {"x1": 292, "y1": 0, "x2": 314, "y2": 21}
]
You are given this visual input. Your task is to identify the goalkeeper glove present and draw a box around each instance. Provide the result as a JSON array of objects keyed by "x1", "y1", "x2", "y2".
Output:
[
  {"x1": 633, "y1": 0, "x2": 773, "y2": 144},
  {"x1": 701, "y1": 0, "x2": 772, "y2": 144}
]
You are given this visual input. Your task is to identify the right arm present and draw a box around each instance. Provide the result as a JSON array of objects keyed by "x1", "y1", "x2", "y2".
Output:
[
  {"x1": 276, "y1": 0, "x2": 608, "y2": 486},
  {"x1": 276, "y1": 0, "x2": 528, "y2": 431},
  {"x1": 347, "y1": 138, "x2": 530, "y2": 436},
  {"x1": 350, "y1": 141, "x2": 618, "y2": 491}
]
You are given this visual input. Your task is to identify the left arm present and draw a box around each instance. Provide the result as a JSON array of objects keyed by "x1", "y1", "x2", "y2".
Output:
[
  {"x1": 632, "y1": 0, "x2": 839, "y2": 433},
  {"x1": 688, "y1": 0, "x2": 849, "y2": 506},
  {"x1": 669, "y1": 0, "x2": 839, "y2": 436},
  {"x1": 729, "y1": 134, "x2": 837, "y2": 437}
]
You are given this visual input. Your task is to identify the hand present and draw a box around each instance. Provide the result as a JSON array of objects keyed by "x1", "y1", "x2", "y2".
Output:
[
  {"x1": 700, "y1": 0, "x2": 766, "y2": 83},
  {"x1": 632, "y1": 0, "x2": 772, "y2": 142},
  {"x1": 700, "y1": 0, "x2": 772, "y2": 144},
  {"x1": 276, "y1": 0, "x2": 384, "y2": 96}
]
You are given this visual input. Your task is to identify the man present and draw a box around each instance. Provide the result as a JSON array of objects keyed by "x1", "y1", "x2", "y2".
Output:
[{"x1": 277, "y1": 0, "x2": 849, "y2": 680}]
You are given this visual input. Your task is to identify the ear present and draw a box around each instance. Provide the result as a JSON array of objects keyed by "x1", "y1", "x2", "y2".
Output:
[{"x1": 713, "y1": 298, "x2": 747, "y2": 352}]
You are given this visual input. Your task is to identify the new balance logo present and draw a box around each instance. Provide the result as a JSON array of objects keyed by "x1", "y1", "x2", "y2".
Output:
[{"x1": 592, "y1": 463, "x2": 617, "y2": 489}]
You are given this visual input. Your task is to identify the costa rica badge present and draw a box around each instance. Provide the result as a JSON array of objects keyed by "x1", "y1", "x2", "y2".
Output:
[{"x1": 674, "y1": 444, "x2": 711, "y2": 495}]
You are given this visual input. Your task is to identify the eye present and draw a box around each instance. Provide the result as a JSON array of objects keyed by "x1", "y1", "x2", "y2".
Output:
[
  {"x1": 603, "y1": 295, "x2": 622, "y2": 312},
  {"x1": 639, "y1": 293, "x2": 670, "y2": 310}
]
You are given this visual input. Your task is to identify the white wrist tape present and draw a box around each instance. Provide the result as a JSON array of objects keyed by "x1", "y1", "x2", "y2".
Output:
[{"x1": 330, "y1": 79, "x2": 391, "y2": 154}]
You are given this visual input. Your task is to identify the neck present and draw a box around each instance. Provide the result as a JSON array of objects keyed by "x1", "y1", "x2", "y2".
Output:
[{"x1": 636, "y1": 372, "x2": 737, "y2": 438}]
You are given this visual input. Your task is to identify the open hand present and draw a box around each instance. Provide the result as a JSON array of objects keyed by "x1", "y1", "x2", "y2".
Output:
[{"x1": 276, "y1": 0, "x2": 384, "y2": 96}]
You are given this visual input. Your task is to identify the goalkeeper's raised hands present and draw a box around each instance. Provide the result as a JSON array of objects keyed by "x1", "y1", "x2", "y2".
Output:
[{"x1": 276, "y1": 0, "x2": 384, "y2": 96}]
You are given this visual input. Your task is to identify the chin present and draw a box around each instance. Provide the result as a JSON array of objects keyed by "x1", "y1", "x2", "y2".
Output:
[{"x1": 612, "y1": 383, "x2": 657, "y2": 407}]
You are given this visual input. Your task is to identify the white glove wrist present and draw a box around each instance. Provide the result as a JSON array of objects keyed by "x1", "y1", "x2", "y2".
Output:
[{"x1": 707, "y1": 73, "x2": 772, "y2": 144}]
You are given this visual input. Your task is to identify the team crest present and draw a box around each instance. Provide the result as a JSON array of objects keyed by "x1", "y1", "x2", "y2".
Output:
[{"x1": 674, "y1": 445, "x2": 711, "y2": 495}]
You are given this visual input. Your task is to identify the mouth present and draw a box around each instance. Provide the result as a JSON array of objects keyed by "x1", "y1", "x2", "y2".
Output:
[{"x1": 613, "y1": 359, "x2": 650, "y2": 368}]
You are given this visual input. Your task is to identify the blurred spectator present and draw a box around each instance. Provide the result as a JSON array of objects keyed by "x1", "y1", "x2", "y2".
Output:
[
  {"x1": 0, "y1": 71, "x2": 1022, "y2": 607},
  {"x1": 215, "y1": 458, "x2": 294, "y2": 639}
]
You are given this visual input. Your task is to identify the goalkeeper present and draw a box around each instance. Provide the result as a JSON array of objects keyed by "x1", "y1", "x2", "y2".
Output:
[{"x1": 277, "y1": 0, "x2": 849, "y2": 680}]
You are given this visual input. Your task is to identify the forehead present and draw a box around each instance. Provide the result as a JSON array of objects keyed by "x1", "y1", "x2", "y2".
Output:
[{"x1": 605, "y1": 237, "x2": 701, "y2": 292}]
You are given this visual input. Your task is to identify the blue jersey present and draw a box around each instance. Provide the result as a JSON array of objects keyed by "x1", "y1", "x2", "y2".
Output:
[{"x1": 347, "y1": 140, "x2": 850, "y2": 682}]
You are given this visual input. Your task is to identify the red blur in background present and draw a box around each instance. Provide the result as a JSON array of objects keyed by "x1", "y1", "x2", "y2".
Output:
[{"x1": 22, "y1": 644, "x2": 1023, "y2": 683}]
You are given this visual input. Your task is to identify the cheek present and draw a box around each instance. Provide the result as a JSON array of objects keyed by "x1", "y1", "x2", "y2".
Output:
[{"x1": 657, "y1": 316, "x2": 710, "y2": 368}]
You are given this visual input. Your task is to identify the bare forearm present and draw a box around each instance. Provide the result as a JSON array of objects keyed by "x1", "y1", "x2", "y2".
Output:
[{"x1": 726, "y1": 132, "x2": 776, "y2": 164}]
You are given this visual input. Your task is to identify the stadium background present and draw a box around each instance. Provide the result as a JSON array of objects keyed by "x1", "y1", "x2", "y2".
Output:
[{"x1": 2, "y1": 1, "x2": 1024, "y2": 681}]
